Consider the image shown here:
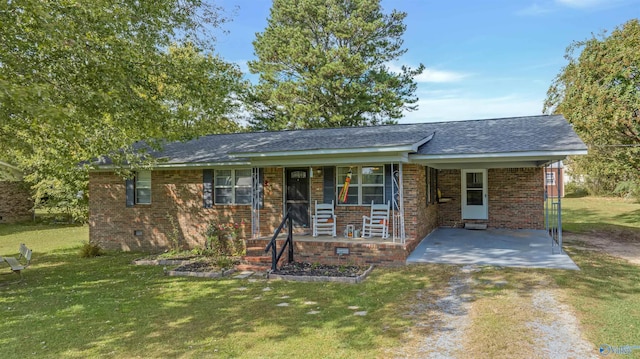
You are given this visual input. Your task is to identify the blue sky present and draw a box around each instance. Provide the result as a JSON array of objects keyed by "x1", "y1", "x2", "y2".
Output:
[{"x1": 213, "y1": 0, "x2": 640, "y2": 123}]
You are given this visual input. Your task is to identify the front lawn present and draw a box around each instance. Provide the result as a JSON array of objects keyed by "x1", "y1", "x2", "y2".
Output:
[
  {"x1": 0, "y1": 222, "x2": 455, "y2": 358},
  {"x1": 2, "y1": 195, "x2": 640, "y2": 358}
]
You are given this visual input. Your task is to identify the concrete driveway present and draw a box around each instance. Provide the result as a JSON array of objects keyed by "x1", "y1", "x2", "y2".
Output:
[{"x1": 407, "y1": 228, "x2": 579, "y2": 270}]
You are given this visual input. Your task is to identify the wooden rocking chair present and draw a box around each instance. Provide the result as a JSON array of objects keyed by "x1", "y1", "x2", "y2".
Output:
[
  {"x1": 362, "y1": 201, "x2": 390, "y2": 238},
  {"x1": 312, "y1": 200, "x2": 337, "y2": 237}
]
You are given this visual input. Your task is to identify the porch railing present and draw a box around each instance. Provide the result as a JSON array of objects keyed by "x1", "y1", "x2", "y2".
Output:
[{"x1": 264, "y1": 209, "x2": 294, "y2": 271}]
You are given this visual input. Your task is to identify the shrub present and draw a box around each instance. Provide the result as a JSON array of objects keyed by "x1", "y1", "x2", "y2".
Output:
[
  {"x1": 204, "y1": 218, "x2": 245, "y2": 257},
  {"x1": 79, "y1": 242, "x2": 103, "y2": 258}
]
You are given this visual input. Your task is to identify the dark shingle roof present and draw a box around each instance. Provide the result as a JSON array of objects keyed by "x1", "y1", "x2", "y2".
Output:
[
  {"x1": 96, "y1": 115, "x2": 586, "y2": 166},
  {"x1": 414, "y1": 114, "x2": 587, "y2": 156}
]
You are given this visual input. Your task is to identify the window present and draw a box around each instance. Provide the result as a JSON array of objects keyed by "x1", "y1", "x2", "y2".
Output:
[
  {"x1": 135, "y1": 170, "x2": 151, "y2": 204},
  {"x1": 214, "y1": 169, "x2": 252, "y2": 205},
  {"x1": 546, "y1": 172, "x2": 556, "y2": 186},
  {"x1": 336, "y1": 166, "x2": 384, "y2": 205}
]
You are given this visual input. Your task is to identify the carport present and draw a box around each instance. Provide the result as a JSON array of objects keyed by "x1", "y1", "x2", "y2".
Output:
[{"x1": 406, "y1": 228, "x2": 579, "y2": 270}]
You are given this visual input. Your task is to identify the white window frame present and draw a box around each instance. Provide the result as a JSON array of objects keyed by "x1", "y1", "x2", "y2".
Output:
[
  {"x1": 214, "y1": 169, "x2": 252, "y2": 205},
  {"x1": 336, "y1": 165, "x2": 385, "y2": 206},
  {"x1": 135, "y1": 170, "x2": 152, "y2": 205},
  {"x1": 546, "y1": 171, "x2": 556, "y2": 186}
]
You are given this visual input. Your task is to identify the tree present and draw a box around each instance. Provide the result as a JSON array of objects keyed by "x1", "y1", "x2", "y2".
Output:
[
  {"x1": 545, "y1": 19, "x2": 640, "y2": 196},
  {"x1": 0, "y1": 1, "x2": 246, "y2": 220},
  {"x1": 247, "y1": 0, "x2": 424, "y2": 130}
]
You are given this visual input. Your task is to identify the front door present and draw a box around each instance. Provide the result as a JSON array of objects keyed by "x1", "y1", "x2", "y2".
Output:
[
  {"x1": 462, "y1": 169, "x2": 488, "y2": 220},
  {"x1": 286, "y1": 168, "x2": 310, "y2": 228}
]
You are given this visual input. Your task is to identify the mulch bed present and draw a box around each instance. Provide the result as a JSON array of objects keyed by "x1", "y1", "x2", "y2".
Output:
[
  {"x1": 273, "y1": 262, "x2": 368, "y2": 277},
  {"x1": 268, "y1": 262, "x2": 374, "y2": 283}
]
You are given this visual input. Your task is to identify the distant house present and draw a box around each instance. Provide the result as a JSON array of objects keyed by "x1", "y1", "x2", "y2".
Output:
[
  {"x1": 545, "y1": 161, "x2": 564, "y2": 198},
  {"x1": 89, "y1": 115, "x2": 587, "y2": 265},
  {"x1": 0, "y1": 161, "x2": 33, "y2": 223}
]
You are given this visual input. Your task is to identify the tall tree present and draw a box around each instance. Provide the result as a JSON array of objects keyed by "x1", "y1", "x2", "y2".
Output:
[
  {"x1": 0, "y1": 1, "x2": 246, "y2": 220},
  {"x1": 248, "y1": 0, "x2": 424, "y2": 130},
  {"x1": 545, "y1": 19, "x2": 640, "y2": 195}
]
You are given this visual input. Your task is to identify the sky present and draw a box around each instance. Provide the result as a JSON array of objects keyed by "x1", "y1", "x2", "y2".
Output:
[{"x1": 212, "y1": 0, "x2": 640, "y2": 123}]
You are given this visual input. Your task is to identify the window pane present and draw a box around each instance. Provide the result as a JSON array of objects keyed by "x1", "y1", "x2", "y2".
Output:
[
  {"x1": 236, "y1": 169, "x2": 252, "y2": 185},
  {"x1": 136, "y1": 189, "x2": 151, "y2": 204},
  {"x1": 363, "y1": 187, "x2": 384, "y2": 204},
  {"x1": 467, "y1": 190, "x2": 483, "y2": 205},
  {"x1": 546, "y1": 172, "x2": 555, "y2": 185},
  {"x1": 337, "y1": 186, "x2": 358, "y2": 204},
  {"x1": 135, "y1": 171, "x2": 151, "y2": 204},
  {"x1": 235, "y1": 187, "x2": 251, "y2": 204},
  {"x1": 362, "y1": 166, "x2": 383, "y2": 184},
  {"x1": 215, "y1": 188, "x2": 232, "y2": 204},
  {"x1": 337, "y1": 167, "x2": 358, "y2": 184},
  {"x1": 466, "y1": 172, "x2": 483, "y2": 189},
  {"x1": 215, "y1": 170, "x2": 232, "y2": 186}
]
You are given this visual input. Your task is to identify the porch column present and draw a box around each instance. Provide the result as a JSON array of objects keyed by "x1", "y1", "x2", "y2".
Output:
[
  {"x1": 251, "y1": 167, "x2": 261, "y2": 239},
  {"x1": 391, "y1": 162, "x2": 406, "y2": 243}
]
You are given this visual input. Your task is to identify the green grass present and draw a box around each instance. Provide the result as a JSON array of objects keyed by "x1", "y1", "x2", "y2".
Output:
[
  {"x1": 0, "y1": 222, "x2": 455, "y2": 358},
  {"x1": 561, "y1": 196, "x2": 640, "y2": 234},
  {"x1": 552, "y1": 247, "x2": 640, "y2": 353},
  {"x1": 2, "y1": 196, "x2": 640, "y2": 358}
]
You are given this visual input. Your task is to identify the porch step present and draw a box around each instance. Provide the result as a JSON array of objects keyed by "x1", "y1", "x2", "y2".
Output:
[
  {"x1": 246, "y1": 246, "x2": 267, "y2": 256},
  {"x1": 241, "y1": 255, "x2": 272, "y2": 264},
  {"x1": 465, "y1": 223, "x2": 488, "y2": 230}
]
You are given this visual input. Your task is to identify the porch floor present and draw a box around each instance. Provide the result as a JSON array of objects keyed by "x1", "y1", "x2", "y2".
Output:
[
  {"x1": 406, "y1": 228, "x2": 579, "y2": 270},
  {"x1": 255, "y1": 233, "x2": 404, "y2": 246}
]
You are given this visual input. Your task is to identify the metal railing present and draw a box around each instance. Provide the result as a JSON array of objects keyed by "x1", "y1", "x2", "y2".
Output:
[{"x1": 264, "y1": 209, "x2": 294, "y2": 271}]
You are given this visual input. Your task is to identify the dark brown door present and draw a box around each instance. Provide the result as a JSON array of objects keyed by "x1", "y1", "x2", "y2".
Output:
[{"x1": 286, "y1": 168, "x2": 310, "y2": 228}]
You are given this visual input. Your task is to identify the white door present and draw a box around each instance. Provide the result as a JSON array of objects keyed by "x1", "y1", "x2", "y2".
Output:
[{"x1": 462, "y1": 169, "x2": 488, "y2": 220}]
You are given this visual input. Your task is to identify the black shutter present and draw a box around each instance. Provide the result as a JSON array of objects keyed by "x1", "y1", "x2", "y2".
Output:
[
  {"x1": 258, "y1": 168, "x2": 264, "y2": 209},
  {"x1": 203, "y1": 169, "x2": 213, "y2": 208},
  {"x1": 385, "y1": 164, "x2": 393, "y2": 208},
  {"x1": 323, "y1": 166, "x2": 335, "y2": 204},
  {"x1": 125, "y1": 177, "x2": 135, "y2": 207}
]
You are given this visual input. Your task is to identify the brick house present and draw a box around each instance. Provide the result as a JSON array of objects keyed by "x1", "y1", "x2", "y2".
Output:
[
  {"x1": 545, "y1": 161, "x2": 564, "y2": 198},
  {"x1": 89, "y1": 115, "x2": 587, "y2": 265},
  {"x1": 0, "y1": 161, "x2": 33, "y2": 223}
]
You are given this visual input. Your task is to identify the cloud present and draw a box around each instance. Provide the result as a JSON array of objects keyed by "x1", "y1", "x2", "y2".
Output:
[
  {"x1": 399, "y1": 94, "x2": 545, "y2": 123},
  {"x1": 415, "y1": 69, "x2": 469, "y2": 83},
  {"x1": 555, "y1": 0, "x2": 612, "y2": 7},
  {"x1": 388, "y1": 63, "x2": 468, "y2": 83}
]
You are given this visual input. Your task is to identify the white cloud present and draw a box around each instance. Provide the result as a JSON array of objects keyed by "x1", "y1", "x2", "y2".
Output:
[
  {"x1": 399, "y1": 94, "x2": 545, "y2": 123},
  {"x1": 415, "y1": 69, "x2": 469, "y2": 83},
  {"x1": 555, "y1": 0, "x2": 610, "y2": 7},
  {"x1": 388, "y1": 63, "x2": 468, "y2": 83}
]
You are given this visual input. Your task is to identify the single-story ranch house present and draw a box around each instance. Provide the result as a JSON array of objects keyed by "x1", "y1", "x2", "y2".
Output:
[{"x1": 89, "y1": 115, "x2": 587, "y2": 265}]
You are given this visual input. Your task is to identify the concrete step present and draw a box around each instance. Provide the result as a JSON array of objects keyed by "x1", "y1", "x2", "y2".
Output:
[
  {"x1": 241, "y1": 255, "x2": 272, "y2": 264},
  {"x1": 245, "y1": 246, "x2": 267, "y2": 256}
]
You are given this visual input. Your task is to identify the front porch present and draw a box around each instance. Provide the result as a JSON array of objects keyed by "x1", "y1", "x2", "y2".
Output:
[{"x1": 245, "y1": 233, "x2": 418, "y2": 267}]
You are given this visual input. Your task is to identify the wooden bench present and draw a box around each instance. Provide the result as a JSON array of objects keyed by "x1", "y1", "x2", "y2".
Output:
[{"x1": 2, "y1": 243, "x2": 32, "y2": 281}]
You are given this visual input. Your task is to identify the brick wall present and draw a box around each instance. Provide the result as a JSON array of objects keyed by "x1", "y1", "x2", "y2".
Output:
[
  {"x1": 89, "y1": 169, "x2": 283, "y2": 251},
  {"x1": 437, "y1": 168, "x2": 544, "y2": 229},
  {"x1": 0, "y1": 181, "x2": 33, "y2": 223},
  {"x1": 488, "y1": 168, "x2": 544, "y2": 229}
]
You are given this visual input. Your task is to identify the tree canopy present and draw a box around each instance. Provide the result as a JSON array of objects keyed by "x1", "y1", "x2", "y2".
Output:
[
  {"x1": 247, "y1": 0, "x2": 424, "y2": 130},
  {"x1": 545, "y1": 19, "x2": 640, "y2": 196},
  {"x1": 0, "y1": 0, "x2": 246, "y2": 219}
]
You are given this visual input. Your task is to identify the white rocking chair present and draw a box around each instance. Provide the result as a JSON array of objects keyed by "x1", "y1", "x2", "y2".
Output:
[
  {"x1": 362, "y1": 201, "x2": 390, "y2": 238},
  {"x1": 312, "y1": 200, "x2": 337, "y2": 237}
]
